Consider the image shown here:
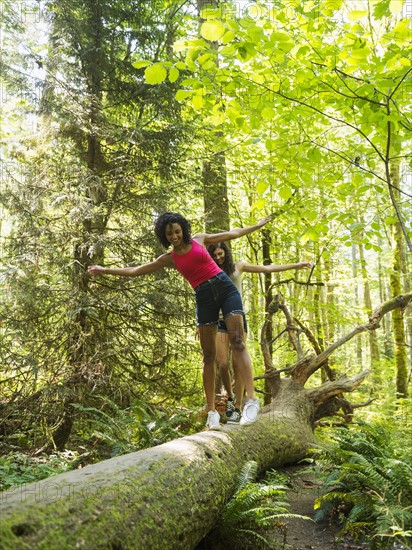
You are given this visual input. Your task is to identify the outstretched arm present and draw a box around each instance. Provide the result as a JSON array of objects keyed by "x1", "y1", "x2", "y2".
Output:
[
  {"x1": 194, "y1": 216, "x2": 271, "y2": 245},
  {"x1": 88, "y1": 253, "x2": 174, "y2": 277},
  {"x1": 237, "y1": 260, "x2": 313, "y2": 274}
]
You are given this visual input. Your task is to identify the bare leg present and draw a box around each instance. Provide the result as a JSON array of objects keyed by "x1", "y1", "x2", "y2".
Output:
[
  {"x1": 224, "y1": 314, "x2": 256, "y2": 401},
  {"x1": 232, "y1": 355, "x2": 245, "y2": 409},
  {"x1": 216, "y1": 331, "x2": 233, "y2": 398},
  {"x1": 198, "y1": 325, "x2": 218, "y2": 411}
]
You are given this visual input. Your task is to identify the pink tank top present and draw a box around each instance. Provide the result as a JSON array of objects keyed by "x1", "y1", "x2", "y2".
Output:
[{"x1": 171, "y1": 239, "x2": 222, "y2": 288}]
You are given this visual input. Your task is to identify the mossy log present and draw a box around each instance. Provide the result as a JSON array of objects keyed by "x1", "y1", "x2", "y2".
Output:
[
  {"x1": 0, "y1": 382, "x2": 314, "y2": 550},
  {"x1": 2, "y1": 292, "x2": 410, "y2": 549}
]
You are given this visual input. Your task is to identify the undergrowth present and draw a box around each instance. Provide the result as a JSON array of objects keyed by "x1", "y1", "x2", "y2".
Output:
[
  {"x1": 0, "y1": 397, "x2": 204, "y2": 492},
  {"x1": 314, "y1": 420, "x2": 412, "y2": 550},
  {"x1": 0, "y1": 450, "x2": 80, "y2": 491}
]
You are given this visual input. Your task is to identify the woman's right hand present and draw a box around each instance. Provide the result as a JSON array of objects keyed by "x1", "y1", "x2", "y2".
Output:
[{"x1": 87, "y1": 265, "x2": 105, "y2": 276}]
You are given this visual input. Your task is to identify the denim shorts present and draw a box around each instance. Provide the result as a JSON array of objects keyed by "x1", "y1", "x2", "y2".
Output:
[{"x1": 194, "y1": 272, "x2": 245, "y2": 327}]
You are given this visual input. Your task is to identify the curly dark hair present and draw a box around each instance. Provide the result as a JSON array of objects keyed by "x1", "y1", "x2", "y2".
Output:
[
  {"x1": 154, "y1": 212, "x2": 192, "y2": 248},
  {"x1": 207, "y1": 242, "x2": 235, "y2": 276}
]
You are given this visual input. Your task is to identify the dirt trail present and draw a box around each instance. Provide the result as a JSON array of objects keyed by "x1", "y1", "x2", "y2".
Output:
[{"x1": 278, "y1": 465, "x2": 368, "y2": 550}]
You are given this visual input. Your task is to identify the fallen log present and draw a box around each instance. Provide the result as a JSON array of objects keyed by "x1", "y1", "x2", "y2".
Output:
[
  {"x1": 1, "y1": 292, "x2": 410, "y2": 549},
  {"x1": 0, "y1": 382, "x2": 314, "y2": 550}
]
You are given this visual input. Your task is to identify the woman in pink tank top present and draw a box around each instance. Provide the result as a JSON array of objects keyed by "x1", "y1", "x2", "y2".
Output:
[{"x1": 88, "y1": 212, "x2": 270, "y2": 430}]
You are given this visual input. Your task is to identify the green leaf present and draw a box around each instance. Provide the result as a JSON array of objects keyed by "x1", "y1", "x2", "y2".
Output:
[
  {"x1": 352, "y1": 173, "x2": 363, "y2": 186},
  {"x1": 200, "y1": 5, "x2": 220, "y2": 19},
  {"x1": 308, "y1": 148, "x2": 322, "y2": 162},
  {"x1": 132, "y1": 60, "x2": 151, "y2": 69},
  {"x1": 208, "y1": 111, "x2": 225, "y2": 126},
  {"x1": 175, "y1": 89, "x2": 193, "y2": 101},
  {"x1": 373, "y1": 0, "x2": 390, "y2": 19},
  {"x1": 295, "y1": 69, "x2": 311, "y2": 83},
  {"x1": 356, "y1": 83, "x2": 375, "y2": 96},
  {"x1": 246, "y1": 26, "x2": 264, "y2": 44},
  {"x1": 271, "y1": 31, "x2": 293, "y2": 43},
  {"x1": 251, "y1": 198, "x2": 266, "y2": 211},
  {"x1": 145, "y1": 64, "x2": 167, "y2": 85},
  {"x1": 392, "y1": 20, "x2": 412, "y2": 45},
  {"x1": 389, "y1": 0, "x2": 404, "y2": 14},
  {"x1": 226, "y1": 19, "x2": 239, "y2": 31},
  {"x1": 197, "y1": 53, "x2": 213, "y2": 66},
  {"x1": 239, "y1": 17, "x2": 256, "y2": 28},
  {"x1": 337, "y1": 183, "x2": 353, "y2": 196},
  {"x1": 192, "y1": 94, "x2": 204, "y2": 110},
  {"x1": 220, "y1": 44, "x2": 237, "y2": 56},
  {"x1": 173, "y1": 40, "x2": 188, "y2": 53},
  {"x1": 296, "y1": 46, "x2": 310, "y2": 58},
  {"x1": 304, "y1": 210, "x2": 318, "y2": 222},
  {"x1": 358, "y1": 185, "x2": 370, "y2": 194},
  {"x1": 168, "y1": 67, "x2": 179, "y2": 83},
  {"x1": 265, "y1": 139, "x2": 276, "y2": 152},
  {"x1": 235, "y1": 116, "x2": 245, "y2": 128},
  {"x1": 279, "y1": 185, "x2": 292, "y2": 200},
  {"x1": 301, "y1": 229, "x2": 319, "y2": 244},
  {"x1": 200, "y1": 20, "x2": 226, "y2": 42},
  {"x1": 348, "y1": 10, "x2": 368, "y2": 21},
  {"x1": 321, "y1": 0, "x2": 343, "y2": 15},
  {"x1": 350, "y1": 222, "x2": 364, "y2": 232},
  {"x1": 261, "y1": 107, "x2": 275, "y2": 120},
  {"x1": 221, "y1": 31, "x2": 236, "y2": 44},
  {"x1": 256, "y1": 180, "x2": 269, "y2": 195}
]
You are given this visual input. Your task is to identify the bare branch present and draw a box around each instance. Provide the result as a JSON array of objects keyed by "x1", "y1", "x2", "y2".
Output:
[
  {"x1": 369, "y1": 291, "x2": 412, "y2": 326},
  {"x1": 292, "y1": 292, "x2": 412, "y2": 384},
  {"x1": 306, "y1": 371, "x2": 370, "y2": 408}
]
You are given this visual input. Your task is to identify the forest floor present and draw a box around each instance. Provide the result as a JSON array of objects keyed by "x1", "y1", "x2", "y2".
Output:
[{"x1": 268, "y1": 464, "x2": 369, "y2": 550}]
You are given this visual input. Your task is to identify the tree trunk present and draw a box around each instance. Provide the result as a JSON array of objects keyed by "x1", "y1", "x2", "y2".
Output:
[
  {"x1": 197, "y1": 0, "x2": 230, "y2": 235},
  {"x1": 312, "y1": 247, "x2": 328, "y2": 382},
  {"x1": 378, "y1": 248, "x2": 393, "y2": 359},
  {"x1": 351, "y1": 242, "x2": 364, "y2": 365},
  {"x1": 262, "y1": 228, "x2": 273, "y2": 406},
  {"x1": 389, "y1": 163, "x2": 408, "y2": 399},
  {"x1": 358, "y1": 237, "x2": 381, "y2": 385},
  {"x1": 43, "y1": 2, "x2": 108, "y2": 450}
]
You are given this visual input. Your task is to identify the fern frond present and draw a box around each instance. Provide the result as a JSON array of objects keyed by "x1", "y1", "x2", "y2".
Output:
[
  {"x1": 235, "y1": 460, "x2": 258, "y2": 492},
  {"x1": 208, "y1": 463, "x2": 306, "y2": 548},
  {"x1": 236, "y1": 527, "x2": 272, "y2": 546},
  {"x1": 315, "y1": 420, "x2": 412, "y2": 548}
]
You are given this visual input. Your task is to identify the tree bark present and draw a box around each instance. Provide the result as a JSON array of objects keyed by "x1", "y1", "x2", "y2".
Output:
[
  {"x1": 352, "y1": 242, "x2": 364, "y2": 365},
  {"x1": 197, "y1": 0, "x2": 230, "y2": 235},
  {"x1": 389, "y1": 163, "x2": 408, "y2": 398},
  {"x1": 262, "y1": 228, "x2": 274, "y2": 406},
  {"x1": 358, "y1": 237, "x2": 381, "y2": 384}
]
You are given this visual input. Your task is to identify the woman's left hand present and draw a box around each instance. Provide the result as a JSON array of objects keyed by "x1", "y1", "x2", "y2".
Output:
[{"x1": 256, "y1": 216, "x2": 271, "y2": 227}]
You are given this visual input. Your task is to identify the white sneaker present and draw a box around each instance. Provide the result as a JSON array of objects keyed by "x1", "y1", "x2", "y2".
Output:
[
  {"x1": 206, "y1": 410, "x2": 221, "y2": 430},
  {"x1": 240, "y1": 399, "x2": 260, "y2": 426}
]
